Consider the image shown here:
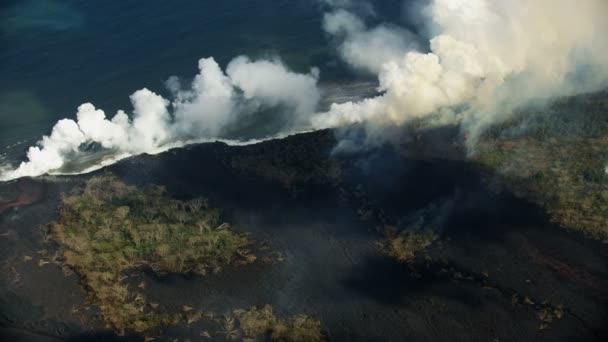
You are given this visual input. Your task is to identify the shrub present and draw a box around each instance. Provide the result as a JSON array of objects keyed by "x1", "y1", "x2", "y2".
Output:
[
  {"x1": 381, "y1": 230, "x2": 437, "y2": 263},
  {"x1": 235, "y1": 305, "x2": 324, "y2": 342}
]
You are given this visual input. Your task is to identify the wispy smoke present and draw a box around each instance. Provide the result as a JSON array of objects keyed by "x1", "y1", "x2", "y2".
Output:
[
  {"x1": 323, "y1": 9, "x2": 420, "y2": 74},
  {"x1": 3, "y1": 0, "x2": 608, "y2": 181},
  {"x1": 1, "y1": 57, "x2": 319, "y2": 180},
  {"x1": 313, "y1": 0, "x2": 608, "y2": 148}
]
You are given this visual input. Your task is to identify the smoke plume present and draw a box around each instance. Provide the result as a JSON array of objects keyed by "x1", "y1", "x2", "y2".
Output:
[
  {"x1": 2, "y1": 0, "x2": 608, "y2": 180},
  {"x1": 313, "y1": 0, "x2": 608, "y2": 147},
  {"x1": 323, "y1": 9, "x2": 420, "y2": 74}
]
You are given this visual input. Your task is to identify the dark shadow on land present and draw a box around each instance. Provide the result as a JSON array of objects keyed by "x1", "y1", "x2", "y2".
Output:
[
  {"x1": 0, "y1": 326, "x2": 139, "y2": 342},
  {"x1": 341, "y1": 255, "x2": 486, "y2": 308},
  {"x1": 2, "y1": 127, "x2": 607, "y2": 342},
  {"x1": 66, "y1": 331, "x2": 141, "y2": 342}
]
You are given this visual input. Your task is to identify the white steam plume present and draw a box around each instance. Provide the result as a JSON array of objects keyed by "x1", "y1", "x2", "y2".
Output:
[
  {"x1": 314, "y1": 0, "x2": 608, "y2": 146},
  {"x1": 1, "y1": 57, "x2": 320, "y2": 180},
  {"x1": 323, "y1": 9, "x2": 420, "y2": 74},
  {"x1": 3, "y1": 0, "x2": 608, "y2": 181}
]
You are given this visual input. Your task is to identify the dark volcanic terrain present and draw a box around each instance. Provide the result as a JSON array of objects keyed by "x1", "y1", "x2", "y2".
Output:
[{"x1": 1, "y1": 129, "x2": 607, "y2": 341}]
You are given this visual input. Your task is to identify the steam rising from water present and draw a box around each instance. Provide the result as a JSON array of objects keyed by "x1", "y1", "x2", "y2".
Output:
[
  {"x1": 2, "y1": 0, "x2": 608, "y2": 180},
  {"x1": 1, "y1": 57, "x2": 320, "y2": 180}
]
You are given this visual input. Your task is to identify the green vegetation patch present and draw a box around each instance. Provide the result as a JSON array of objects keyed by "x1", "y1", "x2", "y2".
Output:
[
  {"x1": 380, "y1": 229, "x2": 438, "y2": 263},
  {"x1": 475, "y1": 137, "x2": 608, "y2": 240},
  {"x1": 50, "y1": 175, "x2": 254, "y2": 334},
  {"x1": 473, "y1": 91, "x2": 608, "y2": 240},
  {"x1": 230, "y1": 305, "x2": 324, "y2": 341}
]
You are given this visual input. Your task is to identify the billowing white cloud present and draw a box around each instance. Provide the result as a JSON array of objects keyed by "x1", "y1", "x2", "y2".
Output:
[
  {"x1": 323, "y1": 9, "x2": 419, "y2": 74},
  {"x1": 12, "y1": 119, "x2": 86, "y2": 178},
  {"x1": 314, "y1": 0, "x2": 608, "y2": 148},
  {"x1": 129, "y1": 89, "x2": 172, "y2": 151},
  {"x1": 3, "y1": 0, "x2": 608, "y2": 180},
  {"x1": 75, "y1": 103, "x2": 128, "y2": 150},
  {"x1": 227, "y1": 56, "x2": 320, "y2": 121},
  {"x1": 171, "y1": 57, "x2": 236, "y2": 138},
  {"x1": 2, "y1": 56, "x2": 321, "y2": 180}
]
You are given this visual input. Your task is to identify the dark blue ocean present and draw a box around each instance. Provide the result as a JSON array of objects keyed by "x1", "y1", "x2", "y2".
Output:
[{"x1": 0, "y1": 0, "x2": 406, "y2": 169}]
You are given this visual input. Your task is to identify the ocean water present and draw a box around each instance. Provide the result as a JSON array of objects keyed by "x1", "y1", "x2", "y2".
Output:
[{"x1": 1, "y1": 0, "x2": 412, "y2": 171}]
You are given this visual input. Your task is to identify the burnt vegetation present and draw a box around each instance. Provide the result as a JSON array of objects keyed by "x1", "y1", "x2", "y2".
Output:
[{"x1": 229, "y1": 130, "x2": 342, "y2": 191}]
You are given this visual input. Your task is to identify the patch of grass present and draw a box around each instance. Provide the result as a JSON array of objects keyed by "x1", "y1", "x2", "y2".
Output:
[
  {"x1": 234, "y1": 305, "x2": 324, "y2": 341},
  {"x1": 380, "y1": 229, "x2": 437, "y2": 263},
  {"x1": 49, "y1": 174, "x2": 254, "y2": 334}
]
